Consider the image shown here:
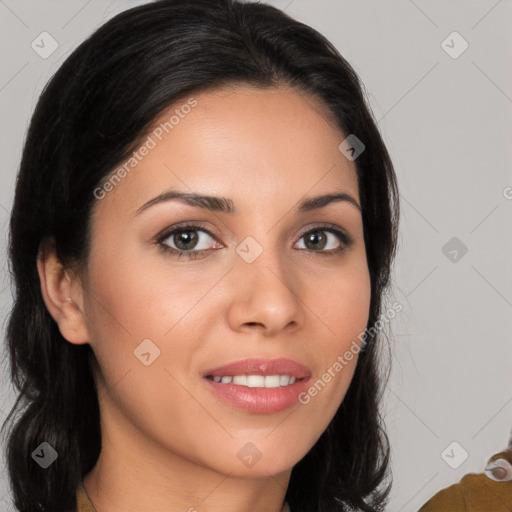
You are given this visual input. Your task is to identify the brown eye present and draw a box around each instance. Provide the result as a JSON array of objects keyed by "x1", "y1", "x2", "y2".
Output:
[
  {"x1": 303, "y1": 230, "x2": 329, "y2": 250},
  {"x1": 168, "y1": 229, "x2": 200, "y2": 251},
  {"x1": 294, "y1": 225, "x2": 352, "y2": 254},
  {"x1": 157, "y1": 224, "x2": 221, "y2": 259}
]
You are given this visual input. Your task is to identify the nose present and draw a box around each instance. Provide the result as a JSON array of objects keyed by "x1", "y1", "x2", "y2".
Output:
[{"x1": 226, "y1": 248, "x2": 305, "y2": 337}]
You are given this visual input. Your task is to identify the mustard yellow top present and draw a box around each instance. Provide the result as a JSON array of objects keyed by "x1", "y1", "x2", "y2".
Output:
[
  {"x1": 418, "y1": 448, "x2": 512, "y2": 512},
  {"x1": 76, "y1": 483, "x2": 96, "y2": 512}
]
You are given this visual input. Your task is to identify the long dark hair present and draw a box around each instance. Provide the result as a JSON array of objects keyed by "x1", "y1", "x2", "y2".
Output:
[{"x1": 1, "y1": 1, "x2": 399, "y2": 510}]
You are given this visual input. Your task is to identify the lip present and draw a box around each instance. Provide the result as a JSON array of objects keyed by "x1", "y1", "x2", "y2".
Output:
[
  {"x1": 202, "y1": 358, "x2": 312, "y2": 414},
  {"x1": 203, "y1": 357, "x2": 312, "y2": 379}
]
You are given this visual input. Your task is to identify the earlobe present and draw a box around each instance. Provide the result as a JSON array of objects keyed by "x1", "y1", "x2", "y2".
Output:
[{"x1": 36, "y1": 237, "x2": 90, "y2": 345}]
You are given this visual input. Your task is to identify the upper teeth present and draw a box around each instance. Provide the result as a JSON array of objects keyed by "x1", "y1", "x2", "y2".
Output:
[{"x1": 212, "y1": 375, "x2": 296, "y2": 387}]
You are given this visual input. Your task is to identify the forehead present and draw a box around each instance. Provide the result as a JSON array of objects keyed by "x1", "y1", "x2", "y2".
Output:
[{"x1": 94, "y1": 84, "x2": 359, "y2": 218}]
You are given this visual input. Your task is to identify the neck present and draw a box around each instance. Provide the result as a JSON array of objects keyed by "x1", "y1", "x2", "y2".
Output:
[{"x1": 82, "y1": 477, "x2": 290, "y2": 512}]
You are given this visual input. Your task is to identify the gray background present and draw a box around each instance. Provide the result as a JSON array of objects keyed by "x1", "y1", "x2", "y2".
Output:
[{"x1": 1, "y1": 1, "x2": 511, "y2": 511}]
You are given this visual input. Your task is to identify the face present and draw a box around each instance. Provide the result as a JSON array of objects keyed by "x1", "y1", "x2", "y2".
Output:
[{"x1": 79, "y1": 85, "x2": 371, "y2": 478}]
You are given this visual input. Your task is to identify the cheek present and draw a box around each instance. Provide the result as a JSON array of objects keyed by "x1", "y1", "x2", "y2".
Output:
[
  {"x1": 84, "y1": 228, "x2": 190, "y2": 340},
  {"x1": 304, "y1": 260, "x2": 371, "y2": 401},
  {"x1": 82, "y1": 240, "x2": 222, "y2": 402},
  {"x1": 82, "y1": 251, "x2": 215, "y2": 455},
  {"x1": 315, "y1": 260, "x2": 371, "y2": 350},
  {"x1": 81, "y1": 240, "x2": 172, "y2": 385}
]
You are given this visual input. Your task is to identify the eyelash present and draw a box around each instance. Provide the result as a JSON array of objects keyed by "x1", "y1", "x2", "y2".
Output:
[{"x1": 155, "y1": 222, "x2": 353, "y2": 260}]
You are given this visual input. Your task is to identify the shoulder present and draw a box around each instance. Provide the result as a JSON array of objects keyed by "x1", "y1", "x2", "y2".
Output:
[
  {"x1": 417, "y1": 449, "x2": 512, "y2": 512},
  {"x1": 76, "y1": 483, "x2": 96, "y2": 512}
]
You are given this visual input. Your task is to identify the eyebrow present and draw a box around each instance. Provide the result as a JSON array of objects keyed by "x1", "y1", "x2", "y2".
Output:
[{"x1": 134, "y1": 189, "x2": 361, "y2": 216}]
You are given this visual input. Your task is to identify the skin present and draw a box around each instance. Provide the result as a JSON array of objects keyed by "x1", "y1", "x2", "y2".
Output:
[{"x1": 37, "y1": 84, "x2": 371, "y2": 512}]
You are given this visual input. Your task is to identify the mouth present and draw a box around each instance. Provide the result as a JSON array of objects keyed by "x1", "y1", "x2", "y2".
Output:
[
  {"x1": 205, "y1": 374, "x2": 305, "y2": 388},
  {"x1": 202, "y1": 358, "x2": 312, "y2": 414},
  {"x1": 203, "y1": 357, "x2": 311, "y2": 380}
]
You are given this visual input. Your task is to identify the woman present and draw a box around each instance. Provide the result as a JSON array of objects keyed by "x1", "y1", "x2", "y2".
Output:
[{"x1": 1, "y1": 1, "x2": 400, "y2": 511}]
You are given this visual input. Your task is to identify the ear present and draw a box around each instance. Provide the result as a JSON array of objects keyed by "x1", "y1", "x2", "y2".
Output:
[{"x1": 36, "y1": 237, "x2": 90, "y2": 345}]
